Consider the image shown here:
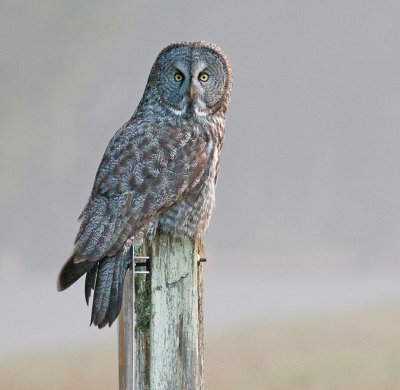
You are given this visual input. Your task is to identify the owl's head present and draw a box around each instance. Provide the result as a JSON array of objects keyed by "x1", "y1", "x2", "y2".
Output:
[{"x1": 150, "y1": 41, "x2": 233, "y2": 117}]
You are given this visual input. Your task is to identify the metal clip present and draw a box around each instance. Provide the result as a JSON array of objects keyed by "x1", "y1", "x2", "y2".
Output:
[{"x1": 134, "y1": 255, "x2": 150, "y2": 274}]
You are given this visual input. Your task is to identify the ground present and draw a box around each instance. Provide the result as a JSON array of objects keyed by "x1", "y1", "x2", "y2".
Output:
[{"x1": 1, "y1": 305, "x2": 399, "y2": 390}]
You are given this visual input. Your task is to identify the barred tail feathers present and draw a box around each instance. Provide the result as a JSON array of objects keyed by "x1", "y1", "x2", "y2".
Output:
[
  {"x1": 89, "y1": 250, "x2": 130, "y2": 328},
  {"x1": 57, "y1": 253, "x2": 92, "y2": 292},
  {"x1": 57, "y1": 249, "x2": 130, "y2": 328}
]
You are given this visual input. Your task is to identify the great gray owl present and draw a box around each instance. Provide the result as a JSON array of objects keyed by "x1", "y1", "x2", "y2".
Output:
[{"x1": 57, "y1": 41, "x2": 233, "y2": 328}]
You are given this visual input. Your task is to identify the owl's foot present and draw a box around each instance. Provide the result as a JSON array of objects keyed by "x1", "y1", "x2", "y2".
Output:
[{"x1": 123, "y1": 232, "x2": 145, "y2": 254}]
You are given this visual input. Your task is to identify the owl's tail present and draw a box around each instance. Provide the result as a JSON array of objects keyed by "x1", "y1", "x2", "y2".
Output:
[{"x1": 57, "y1": 250, "x2": 130, "y2": 328}]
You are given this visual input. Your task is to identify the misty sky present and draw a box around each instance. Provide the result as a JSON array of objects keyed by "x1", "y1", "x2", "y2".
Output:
[{"x1": 1, "y1": 0, "x2": 400, "y2": 276}]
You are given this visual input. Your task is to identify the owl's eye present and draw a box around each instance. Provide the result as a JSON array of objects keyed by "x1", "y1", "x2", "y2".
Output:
[
  {"x1": 199, "y1": 73, "x2": 209, "y2": 82},
  {"x1": 174, "y1": 72, "x2": 184, "y2": 82}
]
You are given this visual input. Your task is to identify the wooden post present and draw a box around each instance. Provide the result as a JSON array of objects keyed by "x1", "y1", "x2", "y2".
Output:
[
  {"x1": 119, "y1": 235, "x2": 204, "y2": 390},
  {"x1": 118, "y1": 265, "x2": 134, "y2": 390}
]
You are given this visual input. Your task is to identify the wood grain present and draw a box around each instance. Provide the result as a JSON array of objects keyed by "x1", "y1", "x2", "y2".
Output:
[{"x1": 134, "y1": 235, "x2": 204, "y2": 390}]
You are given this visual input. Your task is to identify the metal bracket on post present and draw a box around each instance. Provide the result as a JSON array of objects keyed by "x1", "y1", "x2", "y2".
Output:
[{"x1": 134, "y1": 255, "x2": 150, "y2": 274}]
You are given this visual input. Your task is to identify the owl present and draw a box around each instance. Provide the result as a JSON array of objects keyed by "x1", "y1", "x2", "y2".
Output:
[{"x1": 57, "y1": 41, "x2": 233, "y2": 328}]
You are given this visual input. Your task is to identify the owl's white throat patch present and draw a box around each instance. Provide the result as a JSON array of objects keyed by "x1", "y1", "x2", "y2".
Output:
[
  {"x1": 168, "y1": 105, "x2": 208, "y2": 119},
  {"x1": 168, "y1": 106, "x2": 185, "y2": 116}
]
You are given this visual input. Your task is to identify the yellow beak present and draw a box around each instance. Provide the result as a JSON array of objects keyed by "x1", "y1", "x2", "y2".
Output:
[{"x1": 189, "y1": 85, "x2": 194, "y2": 102}]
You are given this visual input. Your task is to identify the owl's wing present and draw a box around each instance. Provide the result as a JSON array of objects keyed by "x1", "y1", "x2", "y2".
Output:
[{"x1": 72, "y1": 122, "x2": 206, "y2": 263}]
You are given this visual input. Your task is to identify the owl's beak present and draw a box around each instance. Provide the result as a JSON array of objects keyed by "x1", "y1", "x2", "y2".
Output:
[{"x1": 189, "y1": 85, "x2": 194, "y2": 102}]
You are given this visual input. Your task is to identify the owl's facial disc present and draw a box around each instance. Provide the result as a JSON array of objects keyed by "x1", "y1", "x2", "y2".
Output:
[{"x1": 153, "y1": 43, "x2": 230, "y2": 117}]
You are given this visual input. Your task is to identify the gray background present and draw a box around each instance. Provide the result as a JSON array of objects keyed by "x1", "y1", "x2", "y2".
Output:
[{"x1": 1, "y1": 0, "x2": 399, "y2": 386}]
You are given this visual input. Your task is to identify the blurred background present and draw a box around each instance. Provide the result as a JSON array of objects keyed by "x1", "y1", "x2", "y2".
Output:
[{"x1": 1, "y1": 1, "x2": 400, "y2": 389}]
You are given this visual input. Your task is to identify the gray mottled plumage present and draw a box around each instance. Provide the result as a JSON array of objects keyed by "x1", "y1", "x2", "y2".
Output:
[{"x1": 57, "y1": 41, "x2": 233, "y2": 328}]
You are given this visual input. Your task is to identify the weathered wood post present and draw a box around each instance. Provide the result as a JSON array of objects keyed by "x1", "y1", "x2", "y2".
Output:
[
  {"x1": 118, "y1": 264, "x2": 134, "y2": 390},
  {"x1": 119, "y1": 236, "x2": 204, "y2": 390}
]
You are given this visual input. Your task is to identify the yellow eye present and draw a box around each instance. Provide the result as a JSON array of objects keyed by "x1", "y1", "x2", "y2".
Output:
[
  {"x1": 199, "y1": 73, "x2": 209, "y2": 82},
  {"x1": 174, "y1": 72, "x2": 184, "y2": 82}
]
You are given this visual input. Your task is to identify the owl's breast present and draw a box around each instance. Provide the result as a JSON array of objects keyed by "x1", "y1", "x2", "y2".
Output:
[{"x1": 157, "y1": 132, "x2": 221, "y2": 238}]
